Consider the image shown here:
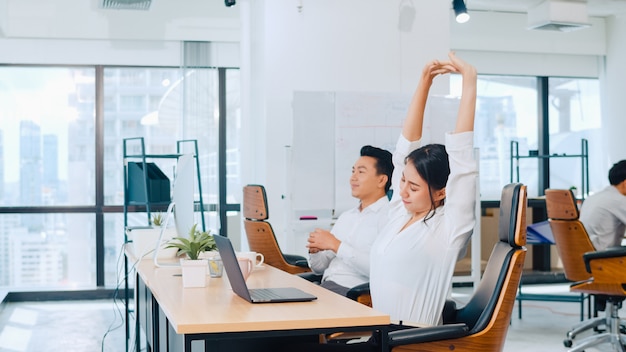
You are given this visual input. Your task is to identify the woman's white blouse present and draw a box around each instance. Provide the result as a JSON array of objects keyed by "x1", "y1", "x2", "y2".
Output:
[{"x1": 370, "y1": 131, "x2": 478, "y2": 326}]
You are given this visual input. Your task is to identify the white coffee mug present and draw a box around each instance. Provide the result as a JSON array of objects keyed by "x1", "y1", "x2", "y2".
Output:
[
  {"x1": 237, "y1": 251, "x2": 265, "y2": 268},
  {"x1": 237, "y1": 257, "x2": 253, "y2": 281}
]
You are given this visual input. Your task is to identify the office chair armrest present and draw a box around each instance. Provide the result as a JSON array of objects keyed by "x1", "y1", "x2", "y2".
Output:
[
  {"x1": 283, "y1": 254, "x2": 310, "y2": 268},
  {"x1": 387, "y1": 323, "x2": 469, "y2": 346},
  {"x1": 441, "y1": 299, "x2": 458, "y2": 324},
  {"x1": 583, "y1": 246, "x2": 626, "y2": 273},
  {"x1": 298, "y1": 272, "x2": 323, "y2": 283},
  {"x1": 346, "y1": 282, "x2": 370, "y2": 301},
  {"x1": 294, "y1": 260, "x2": 310, "y2": 268}
]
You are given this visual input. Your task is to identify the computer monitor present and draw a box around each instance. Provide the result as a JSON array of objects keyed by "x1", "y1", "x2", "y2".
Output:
[
  {"x1": 172, "y1": 153, "x2": 195, "y2": 238},
  {"x1": 153, "y1": 153, "x2": 195, "y2": 267}
]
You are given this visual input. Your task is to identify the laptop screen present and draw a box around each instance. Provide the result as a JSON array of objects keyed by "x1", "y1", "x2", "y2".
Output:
[{"x1": 213, "y1": 235, "x2": 253, "y2": 301}]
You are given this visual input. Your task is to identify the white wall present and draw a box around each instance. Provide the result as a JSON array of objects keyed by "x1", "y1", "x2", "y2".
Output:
[
  {"x1": 452, "y1": 11, "x2": 606, "y2": 56},
  {"x1": 239, "y1": 0, "x2": 451, "y2": 245},
  {"x1": 451, "y1": 11, "x2": 605, "y2": 77},
  {"x1": 603, "y1": 15, "x2": 626, "y2": 164}
]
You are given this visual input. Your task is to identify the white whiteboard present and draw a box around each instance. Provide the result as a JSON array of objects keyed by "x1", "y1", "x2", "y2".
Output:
[
  {"x1": 291, "y1": 92, "x2": 336, "y2": 214},
  {"x1": 291, "y1": 91, "x2": 460, "y2": 215},
  {"x1": 333, "y1": 92, "x2": 408, "y2": 212}
]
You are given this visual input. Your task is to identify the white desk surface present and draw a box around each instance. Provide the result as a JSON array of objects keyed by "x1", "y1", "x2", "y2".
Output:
[{"x1": 133, "y1": 256, "x2": 390, "y2": 335}]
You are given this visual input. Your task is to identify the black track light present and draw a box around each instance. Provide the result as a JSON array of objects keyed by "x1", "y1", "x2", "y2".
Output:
[{"x1": 453, "y1": 0, "x2": 470, "y2": 23}]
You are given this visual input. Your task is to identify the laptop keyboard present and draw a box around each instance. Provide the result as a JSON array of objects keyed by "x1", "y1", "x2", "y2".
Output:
[{"x1": 250, "y1": 288, "x2": 284, "y2": 301}]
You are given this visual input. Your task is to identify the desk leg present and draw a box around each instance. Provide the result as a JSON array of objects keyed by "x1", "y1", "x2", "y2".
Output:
[
  {"x1": 135, "y1": 272, "x2": 142, "y2": 352},
  {"x1": 124, "y1": 256, "x2": 131, "y2": 352},
  {"x1": 152, "y1": 295, "x2": 160, "y2": 352},
  {"x1": 377, "y1": 326, "x2": 389, "y2": 352},
  {"x1": 184, "y1": 335, "x2": 192, "y2": 352}
]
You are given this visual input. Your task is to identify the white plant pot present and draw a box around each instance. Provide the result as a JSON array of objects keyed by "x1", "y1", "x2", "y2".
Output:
[
  {"x1": 180, "y1": 259, "x2": 208, "y2": 288},
  {"x1": 127, "y1": 227, "x2": 178, "y2": 259}
]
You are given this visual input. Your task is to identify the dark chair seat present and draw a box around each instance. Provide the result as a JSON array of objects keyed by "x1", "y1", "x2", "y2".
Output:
[{"x1": 298, "y1": 273, "x2": 372, "y2": 307}]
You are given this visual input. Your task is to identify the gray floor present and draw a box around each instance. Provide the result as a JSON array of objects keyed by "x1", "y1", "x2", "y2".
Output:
[
  {"x1": 0, "y1": 299, "x2": 127, "y2": 352},
  {"x1": 454, "y1": 284, "x2": 620, "y2": 352},
  {"x1": 0, "y1": 284, "x2": 622, "y2": 352}
]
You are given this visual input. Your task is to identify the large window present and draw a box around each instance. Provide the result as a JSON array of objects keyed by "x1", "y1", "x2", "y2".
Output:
[
  {"x1": 0, "y1": 67, "x2": 96, "y2": 207},
  {"x1": 450, "y1": 75, "x2": 603, "y2": 200},
  {"x1": 0, "y1": 65, "x2": 240, "y2": 293},
  {"x1": 547, "y1": 78, "x2": 603, "y2": 197},
  {"x1": 0, "y1": 67, "x2": 97, "y2": 290}
]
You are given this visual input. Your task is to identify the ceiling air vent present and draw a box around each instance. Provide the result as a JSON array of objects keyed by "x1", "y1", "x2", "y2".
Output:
[
  {"x1": 101, "y1": 0, "x2": 152, "y2": 10},
  {"x1": 527, "y1": 0, "x2": 591, "y2": 32}
]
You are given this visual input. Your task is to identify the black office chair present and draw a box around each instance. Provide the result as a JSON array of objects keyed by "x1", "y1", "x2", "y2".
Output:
[
  {"x1": 298, "y1": 272, "x2": 372, "y2": 307},
  {"x1": 387, "y1": 183, "x2": 527, "y2": 351}
]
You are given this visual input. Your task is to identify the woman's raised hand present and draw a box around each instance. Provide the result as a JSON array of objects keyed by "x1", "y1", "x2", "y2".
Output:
[
  {"x1": 421, "y1": 59, "x2": 456, "y2": 83},
  {"x1": 447, "y1": 51, "x2": 476, "y2": 79}
]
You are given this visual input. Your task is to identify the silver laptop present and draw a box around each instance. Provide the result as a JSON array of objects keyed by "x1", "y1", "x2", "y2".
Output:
[{"x1": 213, "y1": 235, "x2": 317, "y2": 303}]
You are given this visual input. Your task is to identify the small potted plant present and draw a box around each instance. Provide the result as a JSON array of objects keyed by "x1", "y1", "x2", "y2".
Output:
[
  {"x1": 166, "y1": 224, "x2": 216, "y2": 288},
  {"x1": 151, "y1": 212, "x2": 164, "y2": 227}
]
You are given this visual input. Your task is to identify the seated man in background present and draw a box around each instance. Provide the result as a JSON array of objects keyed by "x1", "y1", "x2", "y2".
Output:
[
  {"x1": 580, "y1": 160, "x2": 626, "y2": 250},
  {"x1": 306, "y1": 145, "x2": 393, "y2": 296}
]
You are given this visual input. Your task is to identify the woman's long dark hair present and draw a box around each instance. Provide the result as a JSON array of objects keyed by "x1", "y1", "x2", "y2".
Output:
[{"x1": 405, "y1": 143, "x2": 450, "y2": 222}]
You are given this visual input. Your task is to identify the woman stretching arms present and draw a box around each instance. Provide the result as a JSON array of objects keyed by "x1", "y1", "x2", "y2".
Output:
[{"x1": 369, "y1": 51, "x2": 478, "y2": 327}]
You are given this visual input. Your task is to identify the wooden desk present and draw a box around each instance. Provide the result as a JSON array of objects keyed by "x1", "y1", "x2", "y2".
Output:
[{"x1": 131, "y1": 257, "x2": 390, "y2": 352}]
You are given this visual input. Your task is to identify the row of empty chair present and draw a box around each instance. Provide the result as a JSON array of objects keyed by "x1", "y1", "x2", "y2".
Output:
[{"x1": 545, "y1": 189, "x2": 626, "y2": 351}]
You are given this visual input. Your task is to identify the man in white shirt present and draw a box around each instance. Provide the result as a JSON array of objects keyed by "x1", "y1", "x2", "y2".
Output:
[
  {"x1": 306, "y1": 145, "x2": 393, "y2": 296},
  {"x1": 580, "y1": 160, "x2": 626, "y2": 250}
]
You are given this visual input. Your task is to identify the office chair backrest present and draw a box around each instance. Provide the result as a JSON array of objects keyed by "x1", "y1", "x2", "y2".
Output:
[
  {"x1": 545, "y1": 188, "x2": 580, "y2": 220},
  {"x1": 545, "y1": 189, "x2": 595, "y2": 283},
  {"x1": 242, "y1": 184, "x2": 311, "y2": 274},
  {"x1": 243, "y1": 184, "x2": 269, "y2": 221},
  {"x1": 453, "y1": 183, "x2": 527, "y2": 334}
]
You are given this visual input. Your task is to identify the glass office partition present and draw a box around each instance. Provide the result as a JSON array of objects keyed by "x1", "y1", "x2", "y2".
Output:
[
  {"x1": 102, "y1": 67, "x2": 184, "y2": 205},
  {"x1": 450, "y1": 75, "x2": 538, "y2": 199},
  {"x1": 451, "y1": 75, "x2": 603, "y2": 199},
  {"x1": 548, "y1": 78, "x2": 603, "y2": 196}
]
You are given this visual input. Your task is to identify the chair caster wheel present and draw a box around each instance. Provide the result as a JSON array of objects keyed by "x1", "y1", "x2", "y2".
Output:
[{"x1": 564, "y1": 339, "x2": 573, "y2": 348}]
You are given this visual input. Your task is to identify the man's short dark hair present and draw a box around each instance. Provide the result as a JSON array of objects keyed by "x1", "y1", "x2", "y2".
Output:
[
  {"x1": 360, "y1": 145, "x2": 394, "y2": 193},
  {"x1": 608, "y1": 160, "x2": 626, "y2": 185}
]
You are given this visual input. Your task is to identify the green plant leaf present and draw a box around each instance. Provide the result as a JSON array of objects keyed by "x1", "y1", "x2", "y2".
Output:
[{"x1": 165, "y1": 223, "x2": 215, "y2": 260}]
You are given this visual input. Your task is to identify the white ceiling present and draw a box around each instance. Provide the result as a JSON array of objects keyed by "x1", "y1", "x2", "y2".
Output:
[{"x1": 466, "y1": 0, "x2": 626, "y2": 17}]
